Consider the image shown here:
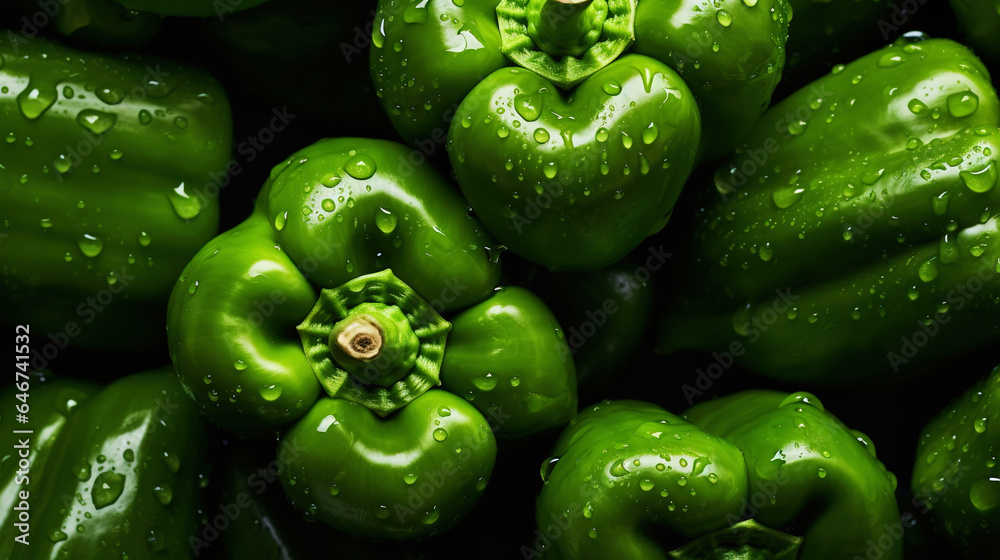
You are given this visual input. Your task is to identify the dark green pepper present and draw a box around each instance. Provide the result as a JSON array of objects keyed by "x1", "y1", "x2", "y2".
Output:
[
  {"x1": 5, "y1": 0, "x2": 162, "y2": 46},
  {"x1": 280, "y1": 390, "x2": 496, "y2": 539},
  {"x1": 167, "y1": 138, "x2": 576, "y2": 538},
  {"x1": 535, "y1": 392, "x2": 901, "y2": 559},
  {"x1": 372, "y1": 0, "x2": 790, "y2": 159},
  {"x1": 631, "y1": 0, "x2": 792, "y2": 162},
  {"x1": 512, "y1": 255, "x2": 656, "y2": 404},
  {"x1": 448, "y1": 55, "x2": 700, "y2": 271},
  {"x1": 371, "y1": 0, "x2": 791, "y2": 270},
  {"x1": 217, "y1": 443, "x2": 437, "y2": 559},
  {"x1": 0, "y1": 34, "x2": 232, "y2": 350},
  {"x1": 0, "y1": 377, "x2": 99, "y2": 559},
  {"x1": 658, "y1": 38, "x2": 1000, "y2": 385},
  {"x1": 912, "y1": 365, "x2": 1000, "y2": 557},
  {"x1": 441, "y1": 285, "x2": 578, "y2": 440},
  {"x1": 0, "y1": 370, "x2": 209, "y2": 559},
  {"x1": 951, "y1": 0, "x2": 1000, "y2": 61}
]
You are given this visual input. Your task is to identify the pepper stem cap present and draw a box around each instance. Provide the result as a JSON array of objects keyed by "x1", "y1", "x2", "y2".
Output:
[
  {"x1": 332, "y1": 315, "x2": 384, "y2": 361},
  {"x1": 497, "y1": 0, "x2": 636, "y2": 88}
]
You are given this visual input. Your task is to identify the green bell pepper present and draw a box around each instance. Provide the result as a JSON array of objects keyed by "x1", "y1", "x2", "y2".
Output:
[
  {"x1": 0, "y1": 34, "x2": 232, "y2": 350},
  {"x1": 0, "y1": 369, "x2": 209, "y2": 560},
  {"x1": 372, "y1": 0, "x2": 790, "y2": 159},
  {"x1": 630, "y1": 0, "x2": 792, "y2": 163},
  {"x1": 371, "y1": 0, "x2": 791, "y2": 270},
  {"x1": 108, "y1": 0, "x2": 270, "y2": 17},
  {"x1": 951, "y1": 0, "x2": 1000, "y2": 61},
  {"x1": 448, "y1": 54, "x2": 700, "y2": 271},
  {"x1": 440, "y1": 285, "x2": 579, "y2": 440},
  {"x1": 534, "y1": 392, "x2": 901, "y2": 559},
  {"x1": 218, "y1": 439, "x2": 523, "y2": 558},
  {"x1": 167, "y1": 137, "x2": 576, "y2": 538},
  {"x1": 280, "y1": 389, "x2": 497, "y2": 540},
  {"x1": 658, "y1": 38, "x2": 1000, "y2": 385},
  {"x1": 912, "y1": 365, "x2": 1000, "y2": 557},
  {"x1": 6, "y1": 0, "x2": 162, "y2": 46}
]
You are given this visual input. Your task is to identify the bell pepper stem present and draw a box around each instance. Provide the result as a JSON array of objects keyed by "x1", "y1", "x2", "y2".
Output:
[
  {"x1": 320, "y1": 299, "x2": 428, "y2": 391},
  {"x1": 529, "y1": 0, "x2": 602, "y2": 58},
  {"x1": 332, "y1": 315, "x2": 384, "y2": 362},
  {"x1": 299, "y1": 271, "x2": 451, "y2": 413}
]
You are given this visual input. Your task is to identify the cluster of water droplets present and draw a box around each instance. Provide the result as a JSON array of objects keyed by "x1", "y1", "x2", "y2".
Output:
[
  {"x1": 698, "y1": 40, "x2": 1000, "y2": 337},
  {"x1": 918, "y1": 380, "x2": 1000, "y2": 526},
  {"x1": 371, "y1": 0, "x2": 485, "y2": 126},
  {"x1": 49, "y1": 436, "x2": 205, "y2": 556},
  {"x1": 3, "y1": 53, "x2": 220, "y2": 289}
]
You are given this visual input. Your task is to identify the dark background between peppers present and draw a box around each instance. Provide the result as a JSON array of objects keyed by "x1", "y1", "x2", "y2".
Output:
[{"x1": 0, "y1": 0, "x2": 994, "y2": 557}]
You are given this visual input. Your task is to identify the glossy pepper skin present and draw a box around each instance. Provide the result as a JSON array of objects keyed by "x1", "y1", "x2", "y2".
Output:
[
  {"x1": 167, "y1": 138, "x2": 576, "y2": 538},
  {"x1": 0, "y1": 34, "x2": 232, "y2": 350},
  {"x1": 631, "y1": 0, "x2": 791, "y2": 162},
  {"x1": 371, "y1": 0, "x2": 790, "y2": 271},
  {"x1": 281, "y1": 391, "x2": 497, "y2": 539},
  {"x1": 371, "y1": 0, "x2": 789, "y2": 159},
  {"x1": 441, "y1": 285, "x2": 578, "y2": 440},
  {"x1": 0, "y1": 370, "x2": 210, "y2": 560},
  {"x1": 912, "y1": 366, "x2": 1000, "y2": 557},
  {"x1": 951, "y1": 0, "x2": 1000, "y2": 61},
  {"x1": 448, "y1": 55, "x2": 700, "y2": 271},
  {"x1": 535, "y1": 392, "x2": 901, "y2": 559},
  {"x1": 658, "y1": 38, "x2": 1000, "y2": 385},
  {"x1": 108, "y1": 0, "x2": 270, "y2": 17},
  {"x1": 219, "y1": 444, "x2": 434, "y2": 559}
]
